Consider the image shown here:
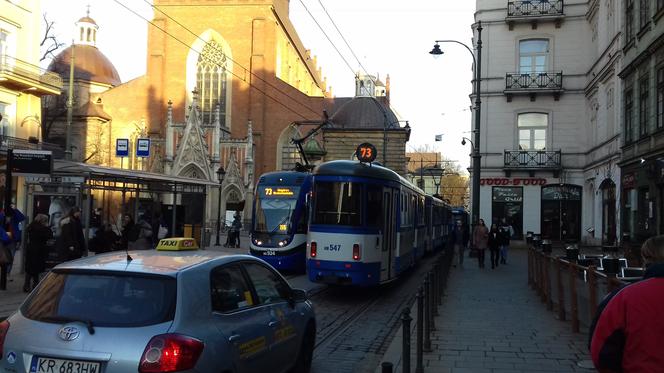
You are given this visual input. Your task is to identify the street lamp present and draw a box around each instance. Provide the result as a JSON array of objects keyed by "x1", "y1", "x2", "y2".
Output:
[
  {"x1": 430, "y1": 21, "x2": 483, "y2": 227},
  {"x1": 215, "y1": 166, "x2": 226, "y2": 246}
]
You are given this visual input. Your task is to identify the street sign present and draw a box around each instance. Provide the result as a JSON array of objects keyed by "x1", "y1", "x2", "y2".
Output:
[
  {"x1": 356, "y1": 142, "x2": 377, "y2": 163},
  {"x1": 10, "y1": 150, "x2": 52, "y2": 177},
  {"x1": 136, "y1": 138, "x2": 150, "y2": 158},
  {"x1": 116, "y1": 138, "x2": 129, "y2": 157}
]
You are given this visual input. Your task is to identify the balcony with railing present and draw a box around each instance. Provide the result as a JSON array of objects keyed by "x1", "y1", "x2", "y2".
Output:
[
  {"x1": 504, "y1": 71, "x2": 563, "y2": 100},
  {"x1": 504, "y1": 149, "x2": 561, "y2": 171},
  {"x1": 0, "y1": 55, "x2": 63, "y2": 95},
  {"x1": 506, "y1": 0, "x2": 564, "y2": 28}
]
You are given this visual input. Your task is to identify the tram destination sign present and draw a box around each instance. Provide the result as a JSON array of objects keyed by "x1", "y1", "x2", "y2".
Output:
[{"x1": 9, "y1": 149, "x2": 53, "y2": 177}]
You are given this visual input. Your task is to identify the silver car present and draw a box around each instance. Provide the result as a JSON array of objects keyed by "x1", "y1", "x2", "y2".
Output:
[{"x1": 0, "y1": 250, "x2": 315, "y2": 373}]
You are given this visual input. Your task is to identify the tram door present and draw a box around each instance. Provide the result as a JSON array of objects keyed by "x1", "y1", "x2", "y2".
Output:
[{"x1": 381, "y1": 188, "x2": 397, "y2": 281}]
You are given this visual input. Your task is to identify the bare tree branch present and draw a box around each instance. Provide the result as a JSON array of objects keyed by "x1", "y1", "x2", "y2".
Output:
[{"x1": 40, "y1": 13, "x2": 65, "y2": 62}]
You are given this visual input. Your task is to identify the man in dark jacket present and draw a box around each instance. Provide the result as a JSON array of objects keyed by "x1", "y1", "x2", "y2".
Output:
[
  {"x1": 590, "y1": 235, "x2": 664, "y2": 373},
  {"x1": 59, "y1": 207, "x2": 86, "y2": 261}
]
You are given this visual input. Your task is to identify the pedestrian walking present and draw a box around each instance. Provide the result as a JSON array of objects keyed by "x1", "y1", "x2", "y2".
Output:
[
  {"x1": 121, "y1": 213, "x2": 136, "y2": 251},
  {"x1": 472, "y1": 219, "x2": 489, "y2": 268},
  {"x1": 128, "y1": 215, "x2": 153, "y2": 250},
  {"x1": 590, "y1": 235, "x2": 664, "y2": 373},
  {"x1": 499, "y1": 219, "x2": 512, "y2": 264},
  {"x1": 59, "y1": 207, "x2": 86, "y2": 261},
  {"x1": 452, "y1": 224, "x2": 466, "y2": 267},
  {"x1": 2, "y1": 204, "x2": 25, "y2": 276},
  {"x1": 231, "y1": 213, "x2": 242, "y2": 248},
  {"x1": 24, "y1": 214, "x2": 52, "y2": 292},
  {"x1": 0, "y1": 218, "x2": 13, "y2": 290},
  {"x1": 90, "y1": 223, "x2": 119, "y2": 253},
  {"x1": 488, "y1": 223, "x2": 501, "y2": 269}
]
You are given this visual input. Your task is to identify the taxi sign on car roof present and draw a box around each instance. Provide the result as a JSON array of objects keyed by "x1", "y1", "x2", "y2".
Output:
[{"x1": 156, "y1": 237, "x2": 199, "y2": 251}]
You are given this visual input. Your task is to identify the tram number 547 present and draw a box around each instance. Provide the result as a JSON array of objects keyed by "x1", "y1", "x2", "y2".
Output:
[{"x1": 325, "y1": 244, "x2": 341, "y2": 251}]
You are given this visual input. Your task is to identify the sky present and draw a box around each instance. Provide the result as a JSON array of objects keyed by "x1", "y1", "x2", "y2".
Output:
[{"x1": 41, "y1": 0, "x2": 475, "y2": 172}]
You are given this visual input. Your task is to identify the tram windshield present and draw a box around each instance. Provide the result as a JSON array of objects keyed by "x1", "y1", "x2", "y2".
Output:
[
  {"x1": 253, "y1": 186, "x2": 300, "y2": 234},
  {"x1": 313, "y1": 181, "x2": 361, "y2": 226}
]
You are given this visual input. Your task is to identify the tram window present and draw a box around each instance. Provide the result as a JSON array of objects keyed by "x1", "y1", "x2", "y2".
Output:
[
  {"x1": 313, "y1": 181, "x2": 362, "y2": 226},
  {"x1": 366, "y1": 185, "x2": 383, "y2": 227}
]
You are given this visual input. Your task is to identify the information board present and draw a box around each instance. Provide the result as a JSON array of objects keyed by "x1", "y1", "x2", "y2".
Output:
[
  {"x1": 136, "y1": 138, "x2": 151, "y2": 157},
  {"x1": 116, "y1": 138, "x2": 129, "y2": 157}
]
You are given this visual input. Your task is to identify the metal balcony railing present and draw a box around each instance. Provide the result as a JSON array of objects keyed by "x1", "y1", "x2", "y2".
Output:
[
  {"x1": 505, "y1": 72, "x2": 563, "y2": 91},
  {"x1": 0, "y1": 55, "x2": 63, "y2": 91},
  {"x1": 507, "y1": 0, "x2": 564, "y2": 18},
  {"x1": 504, "y1": 150, "x2": 561, "y2": 168},
  {"x1": 0, "y1": 135, "x2": 65, "y2": 158}
]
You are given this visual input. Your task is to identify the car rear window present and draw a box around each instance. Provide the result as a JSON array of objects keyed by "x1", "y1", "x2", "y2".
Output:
[{"x1": 21, "y1": 270, "x2": 177, "y2": 327}]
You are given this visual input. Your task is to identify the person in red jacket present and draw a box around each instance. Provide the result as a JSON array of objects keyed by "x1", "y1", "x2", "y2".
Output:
[{"x1": 590, "y1": 235, "x2": 664, "y2": 373}]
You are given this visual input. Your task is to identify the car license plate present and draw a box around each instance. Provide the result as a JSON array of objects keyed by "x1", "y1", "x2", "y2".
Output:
[
  {"x1": 264, "y1": 250, "x2": 276, "y2": 256},
  {"x1": 30, "y1": 356, "x2": 101, "y2": 373}
]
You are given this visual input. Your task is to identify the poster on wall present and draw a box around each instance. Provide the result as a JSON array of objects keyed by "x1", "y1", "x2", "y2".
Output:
[{"x1": 33, "y1": 194, "x2": 79, "y2": 268}]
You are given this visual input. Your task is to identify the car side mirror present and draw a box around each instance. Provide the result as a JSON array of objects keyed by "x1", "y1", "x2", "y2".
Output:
[{"x1": 291, "y1": 288, "x2": 307, "y2": 303}]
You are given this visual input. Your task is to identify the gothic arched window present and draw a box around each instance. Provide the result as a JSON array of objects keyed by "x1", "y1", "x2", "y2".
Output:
[{"x1": 197, "y1": 41, "x2": 227, "y2": 126}]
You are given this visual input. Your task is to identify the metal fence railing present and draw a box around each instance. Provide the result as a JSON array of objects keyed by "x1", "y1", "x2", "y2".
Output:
[{"x1": 0, "y1": 55, "x2": 63, "y2": 90}]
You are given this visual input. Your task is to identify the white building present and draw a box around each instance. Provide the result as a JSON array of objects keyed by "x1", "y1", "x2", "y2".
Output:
[{"x1": 472, "y1": 0, "x2": 622, "y2": 244}]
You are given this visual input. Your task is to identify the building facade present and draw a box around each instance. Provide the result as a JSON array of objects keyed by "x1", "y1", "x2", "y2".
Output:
[
  {"x1": 1, "y1": 0, "x2": 62, "y2": 210},
  {"x1": 44, "y1": 0, "x2": 330, "y2": 234},
  {"x1": 618, "y1": 0, "x2": 664, "y2": 246},
  {"x1": 474, "y1": 0, "x2": 622, "y2": 244}
]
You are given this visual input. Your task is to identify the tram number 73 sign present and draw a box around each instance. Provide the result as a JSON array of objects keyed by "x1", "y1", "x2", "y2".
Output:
[{"x1": 356, "y1": 143, "x2": 377, "y2": 163}]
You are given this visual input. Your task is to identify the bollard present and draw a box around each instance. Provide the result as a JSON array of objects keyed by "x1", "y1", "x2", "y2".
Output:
[
  {"x1": 423, "y1": 274, "x2": 432, "y2": 352},
  {"x1": 381, "y1": 362, "x2": 394, "y2": 373},
  {"x1": 401, "y1": 307, "x2": 412, "y2": 373},
  {"x1": 432, "y1": 265, "x2": 440, "y2": 316},
  {"x1": 428, "y1": 271, "x2": 436, "y2": 331},
  {"x1": 416, "y1": 287, "x2": 424, "y2": 373}
]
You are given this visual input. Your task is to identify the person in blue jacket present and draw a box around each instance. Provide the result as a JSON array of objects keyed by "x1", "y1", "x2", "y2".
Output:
[
  {"x1": 1, "y1": 204, "x2": 25, "y2": 275},
  {"x1": 0, "y1": 215, "x2": 13, "y2": 290}
]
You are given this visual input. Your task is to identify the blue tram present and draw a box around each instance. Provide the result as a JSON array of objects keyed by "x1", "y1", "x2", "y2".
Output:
[
  {"x1": 250, "y1": 171, "x2": 311, "y2": 272},
  {"x1": 307, "y1": 160, "x2": 451, "y2": 286}
]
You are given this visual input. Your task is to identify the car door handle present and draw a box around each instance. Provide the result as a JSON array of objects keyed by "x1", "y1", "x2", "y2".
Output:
[
  {"x1": 268, "y1": 321, "x2": 279, "y2": 328},
  {"x1": 228, "y1": 334, "x2": 241, "y2": 343}
]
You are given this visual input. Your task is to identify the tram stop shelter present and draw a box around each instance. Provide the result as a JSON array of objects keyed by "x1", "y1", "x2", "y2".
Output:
[{"x1": 23, "y1": 159, "x2": 217, "y2": 258}]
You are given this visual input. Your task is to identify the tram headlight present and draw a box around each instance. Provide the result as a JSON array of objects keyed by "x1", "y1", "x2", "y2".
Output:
[{"x1": 253, "y1": 239, "x2": 263, "y2": 246}]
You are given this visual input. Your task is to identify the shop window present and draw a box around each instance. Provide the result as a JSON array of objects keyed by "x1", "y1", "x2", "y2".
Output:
[
  {"x1": 639, "y1": 74, "x2": 650, "y2": 137},
  {"x1": 541, "y1": 185, "x2": 582, "y2": 241},
  {"x1": 600, "y1": 179, "x2": 617, "y2": 244},
  {"x1": 519, "y1": 39, "x2": 549, "y2": 74},
  {"x1": 518, "y1": 113, "x2": 548, "y2": 150},
  {"x1": 492, "y1": 187, "x2": 523, "y2": 240}
]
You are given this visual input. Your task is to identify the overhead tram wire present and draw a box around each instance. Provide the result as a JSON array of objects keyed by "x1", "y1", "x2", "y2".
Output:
[
  {"x1": 314, "y1": 0, "x2": 377, "y2": 88},
  {"x1": 112, "y1": 0, "x2": 319, "y2": 120},
  {"x1": 294, "y1": 0, "x2": 371, "y2": 95},
  {"x1": 142, "y1": 0, "x2": 323, "y2": 118}
]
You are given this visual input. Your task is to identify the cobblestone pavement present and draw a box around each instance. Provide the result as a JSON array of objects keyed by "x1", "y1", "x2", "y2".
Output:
[
  {"x1": 310, "y1": 254, "x2": 446, "y2": 373},
  {"x1": 415, "y1": 248, "x2": 593, "y2": 373}
]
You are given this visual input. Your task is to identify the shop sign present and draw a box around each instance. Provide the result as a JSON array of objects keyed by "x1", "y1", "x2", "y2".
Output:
[
  {"x1": 480, "y1": 178, "x2": 547, "y2": 186},
  {"x1": 492, "y1": 187, "x2": 523, "y2": 203},
  {"x1": 622, "y1": 173, "x2": 635, "y2": 189},
  {"x1": 542, "y1": 185, "x2": 582, "y2": 201}
]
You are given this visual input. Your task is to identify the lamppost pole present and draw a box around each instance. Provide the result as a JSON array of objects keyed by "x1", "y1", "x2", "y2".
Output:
[
  {"x1": 431, "y1": 21, "x2": 482, "y2": 226},
  {"x1": 472, "y1": 22, "x2": 483, "y2": 228},
  {"x1": 215, "y1": 167, "x2": 226, "y2": 246}
]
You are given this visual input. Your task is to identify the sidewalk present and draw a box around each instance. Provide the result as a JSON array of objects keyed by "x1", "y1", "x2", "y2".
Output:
[{"x1": 380, "y1": 248, "x2": 593, "y2": 373}]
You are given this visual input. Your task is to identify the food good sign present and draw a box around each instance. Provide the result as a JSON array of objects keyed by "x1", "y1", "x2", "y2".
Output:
[
  {"x1": 480, "y1": 178, "x2": 547, "y2": 186},
  {"x1": 356, "y1": 142, "x2": 377, "y2": 163}
]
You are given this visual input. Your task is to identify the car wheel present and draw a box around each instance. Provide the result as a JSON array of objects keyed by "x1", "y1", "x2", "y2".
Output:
[{"x1": 292, "y1": 323, "x2": 315, "y2": 373}]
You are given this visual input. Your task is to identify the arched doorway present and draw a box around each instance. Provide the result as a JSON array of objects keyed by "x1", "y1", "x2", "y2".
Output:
[
  {"x1": 600, "y1": 179, "x2": 617, "y2": 244},
  {"x1": 222, "y1": 185, "x2": 245, "y2": 226},
  {"x1": 541, "y1": 184, "x2": 582, "y2": 242}
]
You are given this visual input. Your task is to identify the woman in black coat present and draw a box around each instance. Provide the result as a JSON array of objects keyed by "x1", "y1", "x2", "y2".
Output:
[
  {"x1": 24, "y1": 214, "x2": 52, "y2": 292},
  {"x1": 488, "y1": 223, "x2": 501, "y2": 269}
]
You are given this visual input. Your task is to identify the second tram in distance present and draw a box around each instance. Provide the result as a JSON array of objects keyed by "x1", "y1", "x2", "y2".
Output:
[
  {"x1": 307, "y1": 160, "x2": 451, "y2": 286},
  {"x1": 250, "y1": 171, "x2": 311, "y2": 272}
]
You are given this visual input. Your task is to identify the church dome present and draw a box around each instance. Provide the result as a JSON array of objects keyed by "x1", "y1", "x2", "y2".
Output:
[
  {"x1": 48, "y1": 45, "x2": 121, "y2": 86},
  {"x1": 77, "y1": 16, "x2": 97, "y2": 25},
  {"x1": 329, "y1": 96, "x2": 399, "y2": 129}
]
